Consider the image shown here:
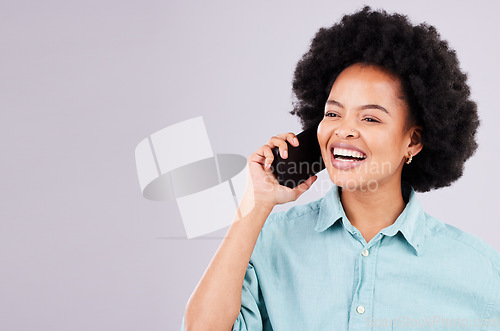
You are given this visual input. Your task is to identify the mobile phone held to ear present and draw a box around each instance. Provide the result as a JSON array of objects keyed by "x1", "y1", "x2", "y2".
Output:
[{"x1": 271, "y1": 121, "x2": 325, "y2": 188}]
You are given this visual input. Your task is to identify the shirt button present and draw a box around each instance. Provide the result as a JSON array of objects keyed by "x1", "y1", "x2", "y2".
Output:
[
  {"x1": 356, "y1": 305, "x2": 365, "y2": 314},
  {"x1": 361, "y1": 249, "x2": 369, "y2": 257}
]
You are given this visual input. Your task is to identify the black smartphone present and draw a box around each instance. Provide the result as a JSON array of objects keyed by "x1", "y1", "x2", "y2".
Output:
[{"x1": 271, "y1": 121, "x2": 325, "y2": 188}]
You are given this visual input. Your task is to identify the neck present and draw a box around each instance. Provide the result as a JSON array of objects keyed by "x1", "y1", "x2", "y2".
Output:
[{"x1": 340, "y1": 180, "x2": 406, "y2": 243}]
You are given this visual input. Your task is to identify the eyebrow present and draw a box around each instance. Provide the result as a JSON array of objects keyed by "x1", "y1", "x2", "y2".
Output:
[{"x1": 325, "y1": 99, "x2": 389, "y2": 114}]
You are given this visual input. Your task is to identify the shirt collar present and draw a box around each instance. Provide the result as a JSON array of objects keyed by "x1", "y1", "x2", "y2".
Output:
[{"x1": 314, "y1": 183, "x2": 425, "y2": 256}]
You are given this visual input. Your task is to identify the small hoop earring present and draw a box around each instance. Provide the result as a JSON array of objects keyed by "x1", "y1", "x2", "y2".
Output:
[{"x1": 406, "y1": 152, "x2": 413, "y2": 164}]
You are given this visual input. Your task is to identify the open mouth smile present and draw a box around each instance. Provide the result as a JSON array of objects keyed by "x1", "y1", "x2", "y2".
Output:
[{"x1": 330, "y1": 143, "x2": 367, "y2": 170}]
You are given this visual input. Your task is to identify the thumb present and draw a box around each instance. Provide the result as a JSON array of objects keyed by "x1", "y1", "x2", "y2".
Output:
[{"x1": 292, "y1": 175, "x2": 317, "y2": 200}]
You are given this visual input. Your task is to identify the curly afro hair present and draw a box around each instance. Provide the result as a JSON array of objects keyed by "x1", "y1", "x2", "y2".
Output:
[{"x1": 290, "y1": 6, "x2": 479, "y2": 192}]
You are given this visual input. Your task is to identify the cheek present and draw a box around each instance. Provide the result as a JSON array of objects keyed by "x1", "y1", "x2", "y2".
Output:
[
  {"x1": 316, "y1": 121, "x2": 328, "y2": 147},
  {"x1": 370, "y1": 131, "x2": 407, "y2": 160},
  {"x1": 362, "y1": 127, "x2": 403, "y2": 151},
  {"x1": 316, "y1": 119, "x2": 334, "y2": 145}
]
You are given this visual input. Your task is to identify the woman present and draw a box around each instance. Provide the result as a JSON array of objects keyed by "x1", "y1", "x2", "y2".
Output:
[{"x1": 182, "y1": 6, "x2": 500, "y2": 330}]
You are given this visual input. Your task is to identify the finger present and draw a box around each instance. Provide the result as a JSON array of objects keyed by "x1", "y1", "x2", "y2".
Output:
[
  {"x1": 249, "y1": 147, "x2": 271, "y2": 170},
  {"x1": 293, "y1": 175, "x2": 317, "y2": 198},
  {"x1": 248, "y1": 152, "x2": 265, "y2": 165},
  {"x1": 251, "y1": 144, "x2": 279, "y2": 170},
  {"x1": 276, "y1": 132, "x2": 299, "y2": 147},
  {"x1": 267, "y1": 136, "x2": 289, "y2": 159},
  {"x1": 287, "y1": 133, "x2": 299, "y2": 147},
  {"x1": 259, "y1": 144, "x2": 274, "y2": 170}
]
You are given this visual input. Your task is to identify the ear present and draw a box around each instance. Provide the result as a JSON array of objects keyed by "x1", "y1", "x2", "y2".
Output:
[{"x1": 408, "y1": 126, "x2": 423, "y2": 156}]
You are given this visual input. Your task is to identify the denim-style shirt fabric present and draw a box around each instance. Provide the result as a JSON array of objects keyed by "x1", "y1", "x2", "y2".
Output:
[{"x1": 181, "y1": 184, "x2": 500, "y2": 330}]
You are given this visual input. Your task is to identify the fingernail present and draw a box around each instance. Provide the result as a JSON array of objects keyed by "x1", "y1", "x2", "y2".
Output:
[
  {"x1": 283, "y1": 150, "x2": 287, "y2": 158},
  {"x1": 293, "y1": 138, "x2": 298, "y2": 145}
]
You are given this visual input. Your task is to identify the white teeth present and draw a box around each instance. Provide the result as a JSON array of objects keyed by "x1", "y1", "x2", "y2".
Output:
[{"x1": 333, "y1": 147, "x2": 366, "y2": 159}]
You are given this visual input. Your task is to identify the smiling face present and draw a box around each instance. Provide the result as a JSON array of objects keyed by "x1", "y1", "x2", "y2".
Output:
[{"x1": 317, "y1": 63, "x2": 422, "y2": 192}]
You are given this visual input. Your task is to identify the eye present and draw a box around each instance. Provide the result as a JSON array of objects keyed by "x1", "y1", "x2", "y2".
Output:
[
  {"x1": 324, "y1": 112, "x2": 339, "y2": 118},
  {"x1": 363, "y1": 117, "x2": 380, "y2": 123}
]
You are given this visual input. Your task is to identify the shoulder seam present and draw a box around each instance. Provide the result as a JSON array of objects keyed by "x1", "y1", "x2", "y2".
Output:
[{"x1": 424, "y1": 220, "x2": 500, "y2": 272}]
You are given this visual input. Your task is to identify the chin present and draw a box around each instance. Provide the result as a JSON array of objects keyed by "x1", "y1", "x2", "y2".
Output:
[{"x1": 327, "y1": 171, "x2": 380, "y2": 192}]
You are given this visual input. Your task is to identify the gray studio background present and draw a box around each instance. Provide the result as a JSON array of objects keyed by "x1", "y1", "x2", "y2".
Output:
[{"x1": 1, "y1": 0, "x2": 499, "y2": 330}]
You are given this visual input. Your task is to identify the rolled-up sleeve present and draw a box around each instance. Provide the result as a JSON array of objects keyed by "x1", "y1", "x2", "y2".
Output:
[
  {"x1": 182, "y1": 215, "x2": 274, "y2": 331},
  {"x1": 180, "y1": 261, "x2": 269, "y2": 331},
  {"x1": 232, "y1": 260, "x2": 270, "y2": 331}
]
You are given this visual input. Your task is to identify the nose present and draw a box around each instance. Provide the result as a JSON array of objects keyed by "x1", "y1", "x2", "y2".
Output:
[{"x1": 335, "y1": 126, "x2": 359, "y2": 139}]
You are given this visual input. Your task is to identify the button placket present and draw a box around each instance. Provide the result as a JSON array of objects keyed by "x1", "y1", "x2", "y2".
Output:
[{"x1": 349, "y1": 240, "x2": 381, "y2": 329}]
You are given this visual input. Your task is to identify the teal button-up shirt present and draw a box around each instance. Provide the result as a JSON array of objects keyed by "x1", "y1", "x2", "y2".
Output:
[{"x1": 181, "y1": 184, "x2": 500, "y2": 330}]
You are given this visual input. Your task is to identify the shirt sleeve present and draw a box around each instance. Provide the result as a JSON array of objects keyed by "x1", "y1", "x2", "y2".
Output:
[
  {"x1": 232, "y1": 260, "x2": 270, "y2": 331},
  {"x1": 181, "y1": 214, "x2": 275, "y2": 331},
  {"x1": 483, "y1": 268, "x2": 500, "y2": 330},
  {"x1": 179, "y1": 262, "x2": 270, "y2": 331}
]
